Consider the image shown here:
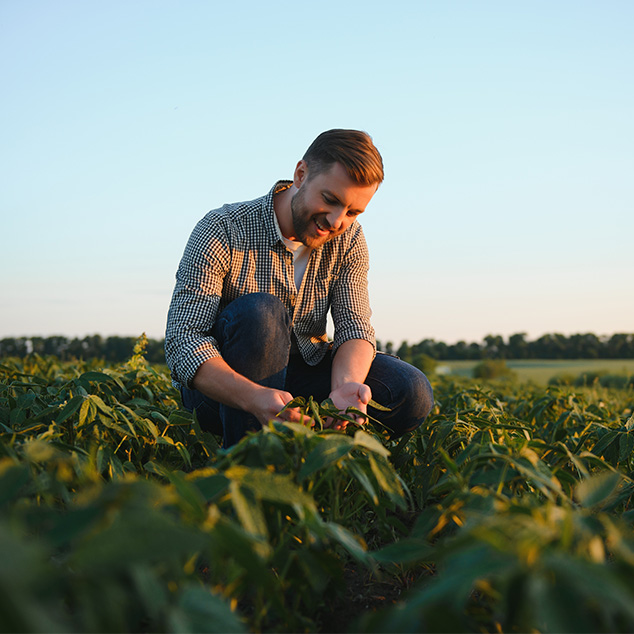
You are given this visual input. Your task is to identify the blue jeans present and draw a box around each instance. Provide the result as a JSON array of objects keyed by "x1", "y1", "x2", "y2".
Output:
[{"x1": 180, "y1": 293, "x2": 434, "y2": 447}]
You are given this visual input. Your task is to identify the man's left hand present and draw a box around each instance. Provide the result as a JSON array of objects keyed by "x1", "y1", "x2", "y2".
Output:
[{"x1": 326, "y1": 382, "x2": 372, "y2": 431}]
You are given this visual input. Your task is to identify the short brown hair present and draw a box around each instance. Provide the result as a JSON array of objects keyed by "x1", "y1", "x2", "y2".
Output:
[{"x1": 303, "y1": 129, "x2": 384, "y2": 186}]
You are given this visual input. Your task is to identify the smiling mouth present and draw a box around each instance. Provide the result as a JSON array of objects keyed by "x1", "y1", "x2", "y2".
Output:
[{"x1": 314, "y1": 218, "x2": 329, "y2": 234}]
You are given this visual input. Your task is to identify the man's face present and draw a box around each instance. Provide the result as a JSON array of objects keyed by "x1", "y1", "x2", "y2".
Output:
[{"x1": 290, "y1": 161, "x2": 378, "y2": 248}]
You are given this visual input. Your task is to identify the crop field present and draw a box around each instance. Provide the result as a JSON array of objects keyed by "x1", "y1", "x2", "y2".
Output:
[
  {"x1": 2, "y1": 338, "x2": 634, "y2": 633},
  {"x1": 438, "y1": 358, "x2": 634, "y2": 386}
]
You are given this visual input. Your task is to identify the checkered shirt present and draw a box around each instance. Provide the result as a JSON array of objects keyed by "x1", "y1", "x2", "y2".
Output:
[{"x1": 165, "y1": 181, "x2": 376, "y2": 389}]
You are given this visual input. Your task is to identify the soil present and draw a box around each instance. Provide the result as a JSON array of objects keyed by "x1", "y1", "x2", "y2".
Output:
[{"x1": 315, "y1": 562, "x2": 418, "y2": 633}]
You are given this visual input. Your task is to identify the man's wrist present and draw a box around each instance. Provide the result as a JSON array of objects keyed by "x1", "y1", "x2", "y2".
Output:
[
  {"x1": 236, "y1": 381, "x2": 266, "y2": 415},
  {"x1": 330, "y1": 377, "x2": 360, "y2": 392}
]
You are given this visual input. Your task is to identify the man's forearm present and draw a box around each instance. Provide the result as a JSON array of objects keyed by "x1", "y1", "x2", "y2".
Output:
[
  {"x1": 191, "y1": 358, "x2": 301, "y2": 426},
  {"x1": 326, "y1": 339, "x2": 374, "y2": 427},
  {"x1": 192, "y1": 357, "x2": 261, "y2": 411},
  {"x1": 331, "y1": 339, "x2": 374, "y2": 391}
]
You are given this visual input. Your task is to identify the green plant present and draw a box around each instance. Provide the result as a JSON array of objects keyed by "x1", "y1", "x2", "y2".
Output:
[
  {"x1": 2, "y1": 345, "x2": 634, "y2": 632},
  {"x1": 473, "y1": 359, "x2": 516, "y2": 380}
]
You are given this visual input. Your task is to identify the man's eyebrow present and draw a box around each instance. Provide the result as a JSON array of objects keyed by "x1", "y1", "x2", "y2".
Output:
[
  {"x1": 322, "y1": 188, "x2": 342, "y2": 203},
  {"x1": 322, "y1": 188, "x2": 364, "y2": 213}
]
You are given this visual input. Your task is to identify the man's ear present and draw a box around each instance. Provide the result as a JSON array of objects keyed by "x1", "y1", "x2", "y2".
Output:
[{"x1": 293, "y1": 160, "x2": 308, "y2": 188}]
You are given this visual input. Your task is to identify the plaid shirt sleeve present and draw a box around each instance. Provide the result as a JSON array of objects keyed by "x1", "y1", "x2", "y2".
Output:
[
  {"x1": 329, "y1": 223, "x2": 376, "y2": 355},
  {"x1": 164, "y1": 212, "x2": 231, "y2": 388}
]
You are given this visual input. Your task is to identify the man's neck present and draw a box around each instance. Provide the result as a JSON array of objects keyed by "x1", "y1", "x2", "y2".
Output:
[{"x1": 273, "y1": 184, "x2": 296, "y2": 240}]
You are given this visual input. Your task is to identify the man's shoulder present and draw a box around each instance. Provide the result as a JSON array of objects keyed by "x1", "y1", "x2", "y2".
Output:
[
  {"x1": 200, "y1": 192, "x2": 267, "y2": 226},
  {"x1": 188, "y1": 186, "x2": 280, "y2": 251},
  {"x1": 199, "y1": 181, "x2": 287, "y2": 227},
  {"x1": 189, "y1": 192, "x2": 268, "y2": 243}
]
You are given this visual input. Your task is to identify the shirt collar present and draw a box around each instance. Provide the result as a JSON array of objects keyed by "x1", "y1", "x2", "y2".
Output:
[{"x1": 263, "y1": 180, "x2": 293, "y2": 248}]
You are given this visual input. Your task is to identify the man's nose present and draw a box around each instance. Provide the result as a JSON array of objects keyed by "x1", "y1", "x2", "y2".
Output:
[{"x1": 326, "y1": 209, "x2": 347, "y2": 231}]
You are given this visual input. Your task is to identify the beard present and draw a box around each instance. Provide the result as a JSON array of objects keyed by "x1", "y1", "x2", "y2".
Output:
[{"x1": 290, "y1": 189, "x2": 340, "y2": 248}]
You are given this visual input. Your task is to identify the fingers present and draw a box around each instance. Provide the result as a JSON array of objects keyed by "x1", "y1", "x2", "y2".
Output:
[
  {"x1": 282, "y1": 406, "x2": 304, "y2": 423},
  {"x1": 323, "y1": 416, "x2": 347, "y2": 431},
  {"x1": 277, "y1": 401, "x2": 314, "y2": 427},
  {"x1": 358, "y1": 384, "x2": 372, "y2": 406},
  {"x1": 271, "y1": 385, "x2": 373, "y2": 432},
  {"x1": 277, "y1": 390, "x2": 295, "y2": 407}
]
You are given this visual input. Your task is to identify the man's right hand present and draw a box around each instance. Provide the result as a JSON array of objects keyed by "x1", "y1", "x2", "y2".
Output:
[
  {"x1": 192, "y1": 358, "x2": 311, "y2": 427},
  {"x1": 247, "y1": 386, "x2": 309, "y2": 426}
]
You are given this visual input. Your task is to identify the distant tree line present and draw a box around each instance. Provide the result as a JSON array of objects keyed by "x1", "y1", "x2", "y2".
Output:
[
  {"x1": 1, "y1": 332, "x2": 633, "y2": 364},
  {"x1": 377, "y1": 332, "x2": 634, "y2": 362},
  {"x1": 0, "y1": 335, "x2": 167, "y2": 364}
]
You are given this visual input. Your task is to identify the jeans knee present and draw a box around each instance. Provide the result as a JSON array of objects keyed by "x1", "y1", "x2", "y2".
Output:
[
  {"x1": 408, "y1": 369, "x2": 434, "y2": 424},
  {"x1": 367, "y1": 356, "x2": 434, "y2": 438},
  {"x1": 214, "y1": 293, "x2": 291, "y2": 385},
  {"x1": 390, "y1": 368, "x2": 433, "y2": 436},
  {"x1": 244, "y1": 293, "x2": 289, "y2": 323},
  {"x1": 216, "y1": 293, "x2": 291, "y2": 354},
  {"x1": 221, "y1": 292, "x2": 289, "y2": 328}
]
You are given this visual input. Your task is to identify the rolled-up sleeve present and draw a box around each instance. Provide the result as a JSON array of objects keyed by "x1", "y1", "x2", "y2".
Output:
[
  {"x1": 330, "y1": 225, "x2": 376, "y2": 355},
  {"x1": 165, "y1": 215, "x2": 230, "y2": 388}
]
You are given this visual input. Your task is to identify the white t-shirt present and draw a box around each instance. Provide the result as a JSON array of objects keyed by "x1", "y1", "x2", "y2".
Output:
[
  {"x1": 283, "y1": 237, "x2": 310, "y2": 290},
  {"x1": 273, "y1": 213, "x2": 311, "y2": 291}
]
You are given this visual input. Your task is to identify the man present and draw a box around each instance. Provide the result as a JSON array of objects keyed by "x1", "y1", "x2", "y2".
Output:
[{"x1": 165, "y1": 129, "x2": 433, "y2": 447}]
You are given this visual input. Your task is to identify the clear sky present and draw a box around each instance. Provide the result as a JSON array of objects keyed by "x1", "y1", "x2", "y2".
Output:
[{"x1": 2, "y1": 0, "x2": 632, "y2": 347}]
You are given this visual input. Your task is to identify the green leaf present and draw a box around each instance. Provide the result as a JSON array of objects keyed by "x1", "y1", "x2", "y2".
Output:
[
  {"x1": 308, "y1": 396, "x2": 324, "y2": 426},
  {"x1": 70, "y1": 508, "x2": 206, "y2": 573},
  {"x1": 368, "y1": 454, "x2": 405, "y2": 506},
  {"x1": 0, "y1": 461, "x2": 30, "y2": 508},
  {"x1": 321, "y1": 522, "x2": 368, "y2": 564},
  {"x1": 167, "y1": 410, "x2": 194, "y2": 426},
  {"x1": 22, "y1": 439, "x2": 59, "y2": 463},
  {"x1": 295, "y1": 549, "x2": 342, "y2": 594},
  {"x1": 167, "y1": 471, "x2": 207, "y2": 520},
  {"x1": 79, "y1": 371, "x2": 125, "y2": 392},
  {"x1": 78, "y1": 397, "x2": 96, "y2": 428},
  {"x1": 171, "y1": 585, "x2": 247, "y2": 633},
  {"x1": 541, "y1": 553, "x2": 634, "y2": 626},
  {"x1": 353, "y1": 429, "x2": 390, "y2": 458},
  {"x1": 187, "y1": 471, "x2": 230, "y2": 501},
  {"x1": 174, "y1": 441, "x2": 192, "y2": 469},
  {"x1": 372, "y1": 538, "x2": 435, "y2": 565},
  {"x1": 277, "y1": 396, "x2": 306, "y2": 417},
  {"x1": 16, "y1": 392, "x2": 36, "y2": 410},
  {"x1": 150, "y1": 411, "x2": 170, "y2": 426},
  {"x1": 98, "y1": 411, "x2": 135, "y2": 438},
  {"x1": 143, "y1": 461, "x2": 170, "y2": 478},
  {"x1": 130, "y1": 565, "x2": 168, "y2": 622},
  {"x1": 591, "y1": 430, "x2": 619, "y2": 458},
  {"x1": 298, "y1": 436, "x2": 354, "y2": 481},
  {"x1": 228, "y1": 481, "x2": 270, "y2": 552},
  {"x1": 368, "y1": 398, "x2": 391, "y2": 412},
  {"x1": 108, "y1": 452, "x2": 125, "y2": 479},
  {"x1": 437, "y1": 446, "x2": 459, "y2": 474},
  {"x1": 346, "y1": 459, "x2": 379, "y2": 505},
  {"x1": 619, "y1": 431, "x2": 634, "y2": 464},
  {"x1": 37, "y1": 505, "x2": 104, "y2": 549},
  {"x1": 225, "y1": 466, "x2": 316, "y2": 512},
  {"x1": 575, "y1": 471, "x2": 621, "y2": 508},
  {"x1": 276, "y1": 420, "x2": 314, "y2": 436},
  {"x1": 210, "y1": 516, "x2": 273, "y2": 572},
  {"x1": 0, "y1": 524, "x2": 68, "y2": 633}
]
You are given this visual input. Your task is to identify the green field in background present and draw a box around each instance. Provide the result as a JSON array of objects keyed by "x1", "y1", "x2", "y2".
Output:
[{"x1": 437, "y1": 359, "x2": 634, "y2": 385}]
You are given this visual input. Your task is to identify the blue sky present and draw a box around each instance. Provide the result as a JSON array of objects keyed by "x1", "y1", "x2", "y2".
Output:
[{"x1": 2, "y1": 0, "x2": 632, "y2": 347}]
